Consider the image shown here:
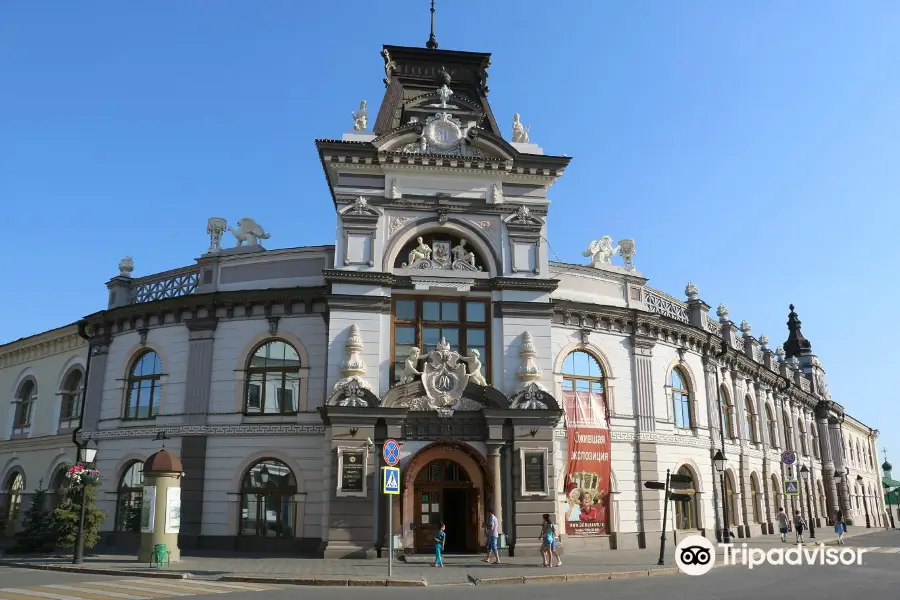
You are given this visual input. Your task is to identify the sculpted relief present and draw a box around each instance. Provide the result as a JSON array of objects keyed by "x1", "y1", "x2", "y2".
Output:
[{"x1": 398, "y1": 234, "x2": 483, "y2": 272}]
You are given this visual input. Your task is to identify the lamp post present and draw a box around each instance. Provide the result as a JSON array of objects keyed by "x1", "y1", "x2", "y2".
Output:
[
  {"x1": 72, "y1": 439, "x2": 98, "y2": 565},
  {"x1": 800, "y1": 465, "x2": 816, "y2": 539},
  {"x1": 856, "y1": 475, "x2": 871, "y2": 528},
  {"x1": 713, "y1": 450, "x2": 730, "y2": 546}
]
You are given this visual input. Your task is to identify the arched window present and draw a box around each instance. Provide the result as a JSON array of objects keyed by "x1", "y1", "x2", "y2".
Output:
[
  {"x1": 60, "y1": 369, "x2": 83, "y2": 423},
  {"x1": 750, "y1": 476, "x2": 762, "y2": 523},
  {"x1": 669, "y1": 368, "x2": 693, "y2": 429},
  {"x1": 561, "y1": 351, "x2": 607, "y2": 426},
  {"x1": 50, "y1": 466, "x2": 68, "y2": 510},
  {"x1": 240, "y1": 459, "x2": 297, "y2": 538},
  {"x1": 3, "y1": 472, "x2": 25, "y2": 535},
  {"x1": 245, "y1": 340, "x2": 301, "y2": 414},
  {"x1": 798, "y1": 419, "x2": 808, "y2": 456},
  {"x1": 744, "y1": 397, "x2": 757, "y2": 443},
  {"x1": 765, "y1": 404, "x2": 778, "y2": 447},
  {"x1": 672, "y1": 466, "x2": 697, "y2": 530},
  {"x1": 13, "y1": 380, "x2": 36, "y2": 429},
  {"x1": 856, "y1": 441, "x2": 862, "y2": 467},
  {"x1": 719, "y1": 386, "x2": 734, "y2": 439},
  {"x1": 854, "y1": 484, "x2": 860, "y2": 510},
  {"x1": 115, "y1": 461, "x2": 144, "y2": 532},
  {"x1": 849, "y1": 439, "x2": 855, "y2": 464},
  {"x1": 782, "y1": 410, "x2": 792, "y2": 450},
  {"x1": 125, "y1": 351, "x2": 162, "y2": 420}
]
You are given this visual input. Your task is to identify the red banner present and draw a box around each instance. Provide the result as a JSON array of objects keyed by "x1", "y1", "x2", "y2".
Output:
[{"x1": 563, "y1": 391, "x2": 611, "y2": 535}]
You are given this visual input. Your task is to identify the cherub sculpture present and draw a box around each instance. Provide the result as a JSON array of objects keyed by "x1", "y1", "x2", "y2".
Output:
[
  {"x1": 399, "y1": 347, "x2": 422, "y2": 384},
  {"x1": 462, "y1": 349, "x2": 487, "y2": 386},
  {"x1": 228, "y1": 218, "x2": 271, "y2": 247}
]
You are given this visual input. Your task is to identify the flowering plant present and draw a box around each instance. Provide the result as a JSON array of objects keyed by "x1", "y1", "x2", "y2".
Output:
[{"x1": 66, "y1": 464, "x2": 101, "y2": 486}]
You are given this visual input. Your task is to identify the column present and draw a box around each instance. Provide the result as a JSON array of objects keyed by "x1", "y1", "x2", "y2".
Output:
[
  {"x1": 756, "y1": 386, "x2": 772, "y2": 533},
  {"x1": 828, "y1": 418, "x2": 853, "y2": 521},
  {"x1": 814, "y1": 402, "x2": 839, "y2": 523},
  {"x1": 702, "y1": 358, "x2": 723, "y2": 532},
  {"x1": 631, "y1": 335, "x2": 661, "y2": 546},
  {"x1": 730, "y1": 370, "x2": 745, "y2": 446},
  {"x1": 487, "y1": 443, "x2": 504, "y2": 540}
]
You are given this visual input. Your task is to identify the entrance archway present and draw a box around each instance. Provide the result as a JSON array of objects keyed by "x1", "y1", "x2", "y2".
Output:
[{"x1": 402, "y1": 443, "x2": 489, "y2": 554}]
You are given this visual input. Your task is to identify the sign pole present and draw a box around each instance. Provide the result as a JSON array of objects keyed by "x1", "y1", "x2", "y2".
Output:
[
  {"x1": 388, "y1": 493, "x2": 393, "y2": 578},
  {"x1": 658, "y1": 469, "x2": 670, "y2": 566}
]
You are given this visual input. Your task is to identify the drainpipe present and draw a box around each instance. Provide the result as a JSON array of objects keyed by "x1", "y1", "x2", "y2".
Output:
[{"x1": 72, "y1": 322, "x2": 95, "y2": 457}]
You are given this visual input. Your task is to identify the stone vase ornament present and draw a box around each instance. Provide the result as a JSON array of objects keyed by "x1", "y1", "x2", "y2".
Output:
[
  {"x1": 118, "y1": 257, "x2": 134, "y2": 277},
  {"x1": 206, "y1": 217, "x2": 227, "y2": 253}
]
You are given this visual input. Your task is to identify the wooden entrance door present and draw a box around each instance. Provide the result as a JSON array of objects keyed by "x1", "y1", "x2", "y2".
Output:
[{"x1": 412, "y1": 459, "x2": 479, "y2": 553}]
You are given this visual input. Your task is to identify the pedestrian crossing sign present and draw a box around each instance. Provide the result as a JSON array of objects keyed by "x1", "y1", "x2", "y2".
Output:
[
  {"x1": 784, "y1": 479, "x2": 799, "y2": 496},
  {"x1": 383, "y1": 466, "x2": 400, "y2": 495}
]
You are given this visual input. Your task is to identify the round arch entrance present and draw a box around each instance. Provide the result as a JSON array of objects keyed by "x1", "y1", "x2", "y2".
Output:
[{"x1": 402, "y1": 443, "x2": 490, "y2": 554}]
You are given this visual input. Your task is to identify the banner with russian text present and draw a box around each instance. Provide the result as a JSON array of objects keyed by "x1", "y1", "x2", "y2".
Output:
[{"x1": 563, "y1": 391, "x2": 611, "y2": 535}]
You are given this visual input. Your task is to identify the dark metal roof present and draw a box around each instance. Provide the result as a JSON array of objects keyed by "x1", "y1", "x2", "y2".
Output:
[
  {"x1": 783, "y1": 303, "x2": 812, "y2": 359},
  {"x1": 376, "y1": 44, "x2": 498, "y2": 136}
]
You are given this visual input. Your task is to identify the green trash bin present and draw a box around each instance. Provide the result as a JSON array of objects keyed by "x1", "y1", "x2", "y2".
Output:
[{"x1": 150, "y1": 543, "x2": 169, "y2": 568}]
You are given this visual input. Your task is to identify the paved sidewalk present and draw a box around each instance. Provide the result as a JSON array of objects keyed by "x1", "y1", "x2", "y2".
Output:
[{"x1": 1, "y1": 527, "x2": 889, "y2": 587}]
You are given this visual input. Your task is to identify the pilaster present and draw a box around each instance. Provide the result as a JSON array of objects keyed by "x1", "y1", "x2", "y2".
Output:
[
  {"x1": 814, "y1": 402, "x2": 839, "y2": 523},
  {"x1": 81, "y1": 338, "x2": 110, "y2": 432},
  {"x1": 630, "y1": 333, "x2": 659, "y2": 547},
  {"x1": 184, "y1": 318, "x2": 218, "y2": 425}
]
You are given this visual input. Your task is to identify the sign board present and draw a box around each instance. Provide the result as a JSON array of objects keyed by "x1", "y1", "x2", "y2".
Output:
[
  {"x1": 140, "y1": 485, "x2": 156, "y2": 533},
  {"x1": 523, "y1": 451, "x2": 546, "y2": 494},
  {"x1": 164, "y1": 487, "x2": 181, "y2": 534},
  {"x1": 383, "y1": 439, "x2": 400, "y2": 467},
  {"x1": 781, "y1": 450, "x2": 797, "y2": 466},
  {"x1": 383, "y1": 466, "x2": 400, "y2": 495},
  {"x1": 783, "y1": 479, "x2": 800, "y2": 496},
  {"x1": 644, "y1": 481, "x2": 666, "y2": 490},
  {"x1": 340, "y1": 450, "x2": 365, "y2": 494},
  {"x1": 669, "y1": 493, "x2": 693, "y2": 502}
]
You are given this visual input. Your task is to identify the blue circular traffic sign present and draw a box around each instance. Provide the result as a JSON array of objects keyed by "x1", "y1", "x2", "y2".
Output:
[
  {"x1": 781, "y1": 450, "x2": 797, "y2": 466},
  {"x1": 383, "y1": 439, "x2": 400, "y2": 466}
]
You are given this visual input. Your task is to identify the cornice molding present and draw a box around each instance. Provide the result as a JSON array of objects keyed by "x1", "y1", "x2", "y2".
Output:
[{"x1": 0, "y1": 328, "x2": 87, "y2": 369}]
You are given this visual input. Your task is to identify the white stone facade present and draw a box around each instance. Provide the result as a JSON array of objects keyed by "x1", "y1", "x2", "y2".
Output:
[{"x1": 0, "y1": 40, "x2": 888, "y2": 556}]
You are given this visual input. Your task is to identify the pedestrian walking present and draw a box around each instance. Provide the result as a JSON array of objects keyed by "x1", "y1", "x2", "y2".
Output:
[
  {"x1": 776, "y1": 507, "x2": 789, "y2": 542},
  {"x1": 834, "y1": 510, "x2": 846, "y2": 545},
  {"x1": 432, "y1": 522, "x2": 446, "y2": 567},
  {"x1": 793, "y1": 510, "x2": 807, "y2": 543},
  {"x1": 539, "y1": 513, "x2": 562, "y2": 567},
  {"x1": 482, "y1": 509, "x2": 501, "y2": 564}
]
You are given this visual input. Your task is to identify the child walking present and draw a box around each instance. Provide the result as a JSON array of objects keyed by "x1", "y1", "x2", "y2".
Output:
[
  {"x1": 793, "y1": 509, "x2": 807, "y2": 544},
  {"x1": 539, "y1": 513, "x2": 562, "y2": 567},
  {"x1": 432, "y1": 522, "x2": 446, "y2": 567}
]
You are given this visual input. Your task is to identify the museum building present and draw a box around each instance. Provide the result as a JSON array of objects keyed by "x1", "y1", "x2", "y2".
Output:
[{"x1": 0, "y1": 36, "x2": 889, "y2": 557}]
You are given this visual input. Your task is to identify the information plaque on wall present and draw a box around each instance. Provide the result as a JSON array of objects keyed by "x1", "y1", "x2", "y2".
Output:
[
  {"x1": 523, "y1": 451, "x2": 546, "y2": 493},
  {"x1": 340, "y1": 451, "x2": 365, "y2": 493}
]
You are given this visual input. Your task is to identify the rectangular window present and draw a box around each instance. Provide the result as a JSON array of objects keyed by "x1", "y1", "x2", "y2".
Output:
[{"x1": 391, "y1": 296, "x2": 491, "y2": 384}]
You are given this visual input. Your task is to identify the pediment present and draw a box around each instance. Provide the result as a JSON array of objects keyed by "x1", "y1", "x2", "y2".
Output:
[
  {"x1": 374, "y1": 118, "x2": 515, "y2": 161},
  {"x1": 380, "y1": 380, "x2": 509, "y2": 412},
  {"x1": 338, "y1": 196, "x2": 382, "y2": 225},
  {"x1": 504, "y1": 205, "x2": 544, "y2": 233}
]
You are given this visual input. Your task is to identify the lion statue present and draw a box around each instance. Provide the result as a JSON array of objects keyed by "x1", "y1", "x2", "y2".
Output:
[
  {"x1": 582, "y1": 236, "x2": 619, "y2": 266},
  {"x1": 228, "y1": 218, "x2": 271, "y2": 247}
]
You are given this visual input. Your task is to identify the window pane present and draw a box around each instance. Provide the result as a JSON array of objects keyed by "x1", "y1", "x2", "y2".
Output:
[
  {"x1": 466, "y1": 302, "x2": 486, "y2": 322},
  {"x1": 441, "y1": 328, "x2": 459, "y2": 348},
  {"x1": 423, "y1": 327, "x2": 441, "y2": 348},
  {"x1": 466, "y1": 329, "x2": 485, "y2": 347},
  {"x1": 394, "y1": 326, "x2": 415, "y2": 345},
  {"x1": 395, "y1": 300, "x2": 415, "y2": 320},
  {"x1": 423, "y1": 301, "x2": 441, "y2": 321},
  {"x1": 441, "y1": 302, "x2": 459, "y2": 322}
]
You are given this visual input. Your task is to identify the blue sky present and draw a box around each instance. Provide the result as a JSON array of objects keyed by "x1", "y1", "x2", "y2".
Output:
[{"x1": 2, "y1": 2, "x2": 898, "y2": 461}]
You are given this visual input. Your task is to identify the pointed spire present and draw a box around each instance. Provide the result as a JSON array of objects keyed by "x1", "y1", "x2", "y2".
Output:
[
  {"x1": 426, "y1": 0, "x2": 438, "y2": 49},
  {"x1": 783, "y1": 303, "x2": 812, "y2": 359}
]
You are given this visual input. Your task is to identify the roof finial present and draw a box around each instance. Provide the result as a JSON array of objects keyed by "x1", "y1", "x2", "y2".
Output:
[{"x1": 426, "y1": 0, "x2": 438, "y2": 49}]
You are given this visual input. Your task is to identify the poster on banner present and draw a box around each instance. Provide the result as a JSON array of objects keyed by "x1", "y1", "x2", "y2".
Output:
[
  {"x1": 140, "y1": 485, "x2": 157, "y2": 533},
  {"x1": 563, "y1": 390, "x2": 611, "y2": 536},
  {"x1": 164, "y1": 487, "x2": 181, "y2": 534}
]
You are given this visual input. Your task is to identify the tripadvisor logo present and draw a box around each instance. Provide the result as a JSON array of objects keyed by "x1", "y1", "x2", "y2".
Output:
[{"x1": 675, "y1": 534, "x2": 869, "y2": 575}]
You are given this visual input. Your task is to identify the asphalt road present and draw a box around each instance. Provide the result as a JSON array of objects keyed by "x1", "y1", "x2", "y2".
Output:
[{"x1": 3, "y1": 530, "x2": 899, "y2": 600}]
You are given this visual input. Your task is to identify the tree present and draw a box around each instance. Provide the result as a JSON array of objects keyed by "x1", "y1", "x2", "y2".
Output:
[
  {"x1": 51, "y1": 472, "x2": 106, "y2": 552},
  {"x1": 10, "y1": 486, "x2": 55, "y2": 553}
]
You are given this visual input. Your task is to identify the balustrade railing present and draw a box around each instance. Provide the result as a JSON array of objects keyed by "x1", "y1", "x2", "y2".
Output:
[{"x1": 130, "y1": 265, "x2": 200, "y2": 304}]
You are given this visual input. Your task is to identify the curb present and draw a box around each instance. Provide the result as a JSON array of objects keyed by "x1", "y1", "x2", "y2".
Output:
[
  {"x1": 218, "y1": 575, "x2": 427, "y2": 587},
  {"x1": 0, "y1": 562, "x2": 189, "y2": 579},
  {"x1": 469, "y1": 567, "x2": 682, "y2": 586}
]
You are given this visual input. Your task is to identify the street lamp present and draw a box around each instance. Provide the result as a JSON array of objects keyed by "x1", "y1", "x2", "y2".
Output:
[
  {"x1": 713, "y1": 450, "x2": 730, "y2": 545},
  {"x1": 73, "y1": 438, "x2": 98, "y2": 565},
  {"x1": 799, "y1": 465, "x2": 816, "y2": 539},
  {"x1": 856, "y1": 475, "x2": 871, "y2": 528}
]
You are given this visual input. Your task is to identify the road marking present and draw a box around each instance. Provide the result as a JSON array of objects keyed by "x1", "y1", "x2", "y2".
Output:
[
  {"x1": 167, "y1": 582, "x2": 271, "y2": 591},
  {"x1": 0, "y1": 589, "x2": 123, "y2": 600},
  {"x1": 70, "y1": 584, "x2": 180, "y2": 598},
  {"x1": 124, "y1": 582, "x2": 226, "y2": 595},
  {"x1": 882, "y1": 547, "x2": 900, "y2": 553},
  {"x1": 42, "y1": 586, "x2": 147, "y2": 600}
]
